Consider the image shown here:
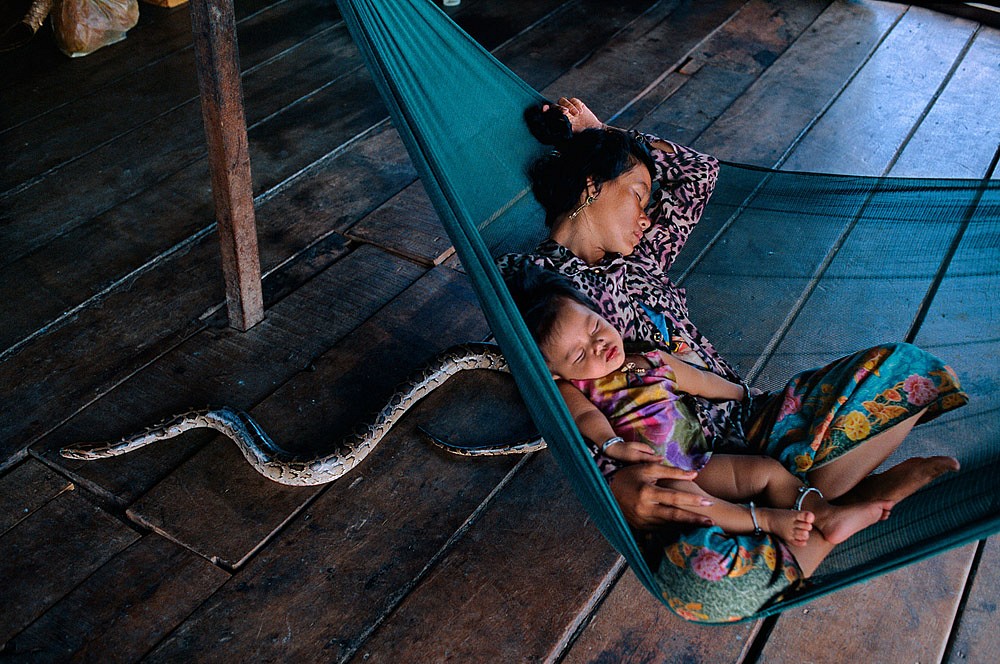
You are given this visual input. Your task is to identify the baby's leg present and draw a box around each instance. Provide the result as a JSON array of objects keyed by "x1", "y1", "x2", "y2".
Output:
[
  {"x1": 694, "y1": 454, "x2": 803, "y2": 507},
  {"x1": 697, "y1": 455, "x2": 891, "y2": 545},
  {"x1": 660, "y1": 478, "x2": 813, "y2": 546}
]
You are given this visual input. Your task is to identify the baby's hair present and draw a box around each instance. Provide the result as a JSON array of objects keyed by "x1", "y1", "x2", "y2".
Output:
[{"x1": 504, "y1": 263, "x2": 599, "y2": 350}]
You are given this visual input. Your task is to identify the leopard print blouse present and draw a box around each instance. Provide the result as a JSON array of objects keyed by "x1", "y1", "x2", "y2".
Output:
[{"x1": 497, "y1": 133, "x2": 753, "y2": 474}]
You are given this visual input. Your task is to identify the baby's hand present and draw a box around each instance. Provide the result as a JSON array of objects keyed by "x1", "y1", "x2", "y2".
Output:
[{"x1": 604, "y1": 441, "x2": 662, "y2": 464}]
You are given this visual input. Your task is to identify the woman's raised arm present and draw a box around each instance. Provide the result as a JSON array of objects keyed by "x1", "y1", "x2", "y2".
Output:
[
  {"x1": 548, "y1": 96, "x2": 720, "y2": 270},
  {"x1": 640, "y1": 137, "x2": 720, "y2": 272}
]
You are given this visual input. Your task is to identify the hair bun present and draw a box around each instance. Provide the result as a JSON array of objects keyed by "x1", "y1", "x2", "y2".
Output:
[{"x1": 524, "y1": 103, "x2": 573, "y2": 147}]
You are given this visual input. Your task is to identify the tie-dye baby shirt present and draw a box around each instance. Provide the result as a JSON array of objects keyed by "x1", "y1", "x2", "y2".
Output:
[{"x1": 570, "y1": 350, "x2": 711, "y2": 471}]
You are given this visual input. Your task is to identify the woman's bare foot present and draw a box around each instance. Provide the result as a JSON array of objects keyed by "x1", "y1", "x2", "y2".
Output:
[
  {"x1": 838, "y1": 456, "x2": 960, "y2": 505},
  {"x1": 758, "y1": 508, "x2": 815, "y2": 546},
  {"x1": 814, "y1": 500, "x2": 894, "y2": 545}
]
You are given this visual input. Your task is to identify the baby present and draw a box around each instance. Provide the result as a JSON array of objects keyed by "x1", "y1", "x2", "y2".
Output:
[{"x1": 506, "y1": 265, "x2": 893, "y2": 550}]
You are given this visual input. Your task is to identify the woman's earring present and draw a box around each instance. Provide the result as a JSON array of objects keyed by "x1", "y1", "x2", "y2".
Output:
[{"x1": 568, "y1": 194, "x2": 596, "y2": 220}]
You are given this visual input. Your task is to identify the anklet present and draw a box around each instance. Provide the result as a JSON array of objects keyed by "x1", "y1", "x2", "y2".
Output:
[
  {"x1": 795, "y1": 486, "x2": 824, "y2": 511},
  {"x1": 748, "y1": 502, "x2": 763, "y2": 536}
]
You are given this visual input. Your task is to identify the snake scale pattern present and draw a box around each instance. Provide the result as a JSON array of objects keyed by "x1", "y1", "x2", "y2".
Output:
[{"x1": 60, "y1": 343, "x2": 546, "y2": 486}]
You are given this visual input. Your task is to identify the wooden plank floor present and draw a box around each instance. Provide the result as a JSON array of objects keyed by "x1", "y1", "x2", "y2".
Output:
[{"x1": 1, "y1": 1, "x2": 998, "y2": 661}]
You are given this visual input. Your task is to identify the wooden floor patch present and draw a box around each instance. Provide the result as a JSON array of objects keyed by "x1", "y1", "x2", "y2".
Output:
[
  {"x1": 3, "y1": 534, "x2": 229, "y2": 661},
  {"x1": 0, "y1": 0, "x2": 996, "y2": 660},
  {"x1": 0, "y1": 489, "x2": 139, "y2": 644}
]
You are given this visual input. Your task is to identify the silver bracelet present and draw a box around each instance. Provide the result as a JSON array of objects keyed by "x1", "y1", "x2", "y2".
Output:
[
  {"x1": 795, "y1": 486, "x2": 824, "y2": 511},
  {"x1": 601, "y1": 436, "x2": 624, "y2": 453},
  {"x1": 748, "y1": 501, "x2": 763, "y2": 536}
]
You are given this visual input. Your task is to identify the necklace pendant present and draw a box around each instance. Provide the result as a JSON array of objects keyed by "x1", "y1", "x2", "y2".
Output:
[{"x1": 620, "y1": 361, "x2": 647, "y2": 376}]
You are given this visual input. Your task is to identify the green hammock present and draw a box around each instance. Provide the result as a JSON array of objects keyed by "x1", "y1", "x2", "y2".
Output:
[{"x1": 334, "y1": 0, "x2": 999, "y2": 621}]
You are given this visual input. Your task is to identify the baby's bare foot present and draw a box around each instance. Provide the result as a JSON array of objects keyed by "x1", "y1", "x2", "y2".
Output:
[
  {"x1": 817, "y1": 500, "x2": 894, "y2": 545},
  {"x1": 841, "y1": 456, "x2": 960, "y2": 505},
  {"x1": 760, "y1": 508, "x2": 814, "y2": 546}
]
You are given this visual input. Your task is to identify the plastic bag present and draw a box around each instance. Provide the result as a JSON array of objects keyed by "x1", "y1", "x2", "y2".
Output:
[{"x1": 51, "y1": 0, "x2": 138, "y2": 57}]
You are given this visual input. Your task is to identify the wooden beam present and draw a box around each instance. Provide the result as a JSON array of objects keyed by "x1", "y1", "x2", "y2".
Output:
[{"x1": 189, "y1": 0, "x2": 264, "y2": 330}]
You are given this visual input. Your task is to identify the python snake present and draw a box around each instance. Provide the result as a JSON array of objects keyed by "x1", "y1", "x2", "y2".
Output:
[{"x1": 60, "y1": 343, "x2": 546, "y2": 486}]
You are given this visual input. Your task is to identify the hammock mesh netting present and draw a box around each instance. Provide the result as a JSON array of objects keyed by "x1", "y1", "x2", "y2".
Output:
[{"x1": 334, "y1": 0, "x2": 1000, "y2": 620}]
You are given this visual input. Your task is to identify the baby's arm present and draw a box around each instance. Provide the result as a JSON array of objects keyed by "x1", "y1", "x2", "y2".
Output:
[
  {"x1": 557, "y1": 382, "x2": 661, "y2": 463},
  {"x1": 666, "y1": 355, "x2": 745, "y2": 401}
]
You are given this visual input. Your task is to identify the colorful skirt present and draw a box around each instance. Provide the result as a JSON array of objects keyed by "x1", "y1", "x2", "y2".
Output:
[{"x1": 652, "y1": 343, "x2": 968, "y2": 623}]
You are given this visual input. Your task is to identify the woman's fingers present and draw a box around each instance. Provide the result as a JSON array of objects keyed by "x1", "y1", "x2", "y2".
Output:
[
  {"x1": 553, "y1": 96, "x2": 603, "y2": 131},
  {"x1": 610, "y1": 463, "x2": 714, "y2": 530}
]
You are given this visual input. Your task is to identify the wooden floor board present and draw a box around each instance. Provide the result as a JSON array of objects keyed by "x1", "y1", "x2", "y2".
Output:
[
  {"x1": 946, "y1": 538, "x2": 1000, "y2": 663},
  {"x1": 561, "y1": 571, "x2": 759, "y2": 662},
  {"x1": 754, "y1": 546, "x2": 976, "y2": 663},
  {"x1": 782, "y1": 6, "x2": 978, "y2": 175},
  {"x1": 0, "y1": 34, "x2": 377, "y2": 271},
  {"x1": 1, "y1": 123, "x2": 419, "y2": 465},
  {"x1": 0, "y1": 0, "x2": 280, "y2": 132},
  {"x1": 0, "y1": 458, "x2": 73, "y2": 536},
  {"x1": 0, "y1": 488, "x2": 140, "y2": 644},
  {"x1": 346, "y1": 181, "x2": 455, "y2": 266},
  {"x1": 1, "y1": 232, "x2": 226, "y2": 463},
  {"x1": 541, "y1": 0, "x2": 751, "y2": 119},
  {"x1": 350, "y1": 452, "x2": 620, "y2": 663},
  {"x1": 695, "y1": 0, "x2": 906, "y2": 166},
  {"x1": 0, "y1": 0, "x2": 341, "y2": 196},
  {"x1": 140, "y1": 365, "x2": 524, "y2": 659},
  {"x1": 890, "y1": 25, "x2": 1000, "y2": 178},
  {"x1": 3, "y1": 534, "x2": 230, "y2": 662},
  {"x1": 494, "y1": 0, "x2": 659, "y2": 93},
  {"x1": 0, "y1": 1, "x2": 996, "y2": 661},
  {"x1": 634, "y1": 0, "x2": 832, "y2": 147}
]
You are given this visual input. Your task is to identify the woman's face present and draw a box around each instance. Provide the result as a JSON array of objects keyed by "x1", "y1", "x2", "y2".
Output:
[
  {"x1": 586, "y1": 163, "x2": 652, "y2": 257},
  {"x1": 541, "y1": 298, "x2": 625, "y2": 381}
]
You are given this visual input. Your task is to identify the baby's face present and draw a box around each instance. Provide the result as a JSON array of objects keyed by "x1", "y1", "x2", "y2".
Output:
[{"x1": 541, "y1": 298, "x2": 625, "y2": 381}]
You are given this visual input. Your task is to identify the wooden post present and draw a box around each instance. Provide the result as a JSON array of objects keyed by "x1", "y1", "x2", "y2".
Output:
[{"x1": 189, "y1": 0, "x2": 265, "y2": 330}]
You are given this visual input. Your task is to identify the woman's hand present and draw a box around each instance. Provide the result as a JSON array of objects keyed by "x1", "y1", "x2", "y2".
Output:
[
  {"x1": 547, "y1": 97, "x2": 604, "y2": 133},
  {"x1": 609, "y1": 463, "x2": 715, "y2": 530}
]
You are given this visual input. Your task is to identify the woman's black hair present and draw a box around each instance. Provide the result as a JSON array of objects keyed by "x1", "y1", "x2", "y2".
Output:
[
  {"x1": 524, "y1": 103, "x2": 655, "y2": 227},
  {"x1": 504, "y1": 262, "x2": 599, "y2": 351}
]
